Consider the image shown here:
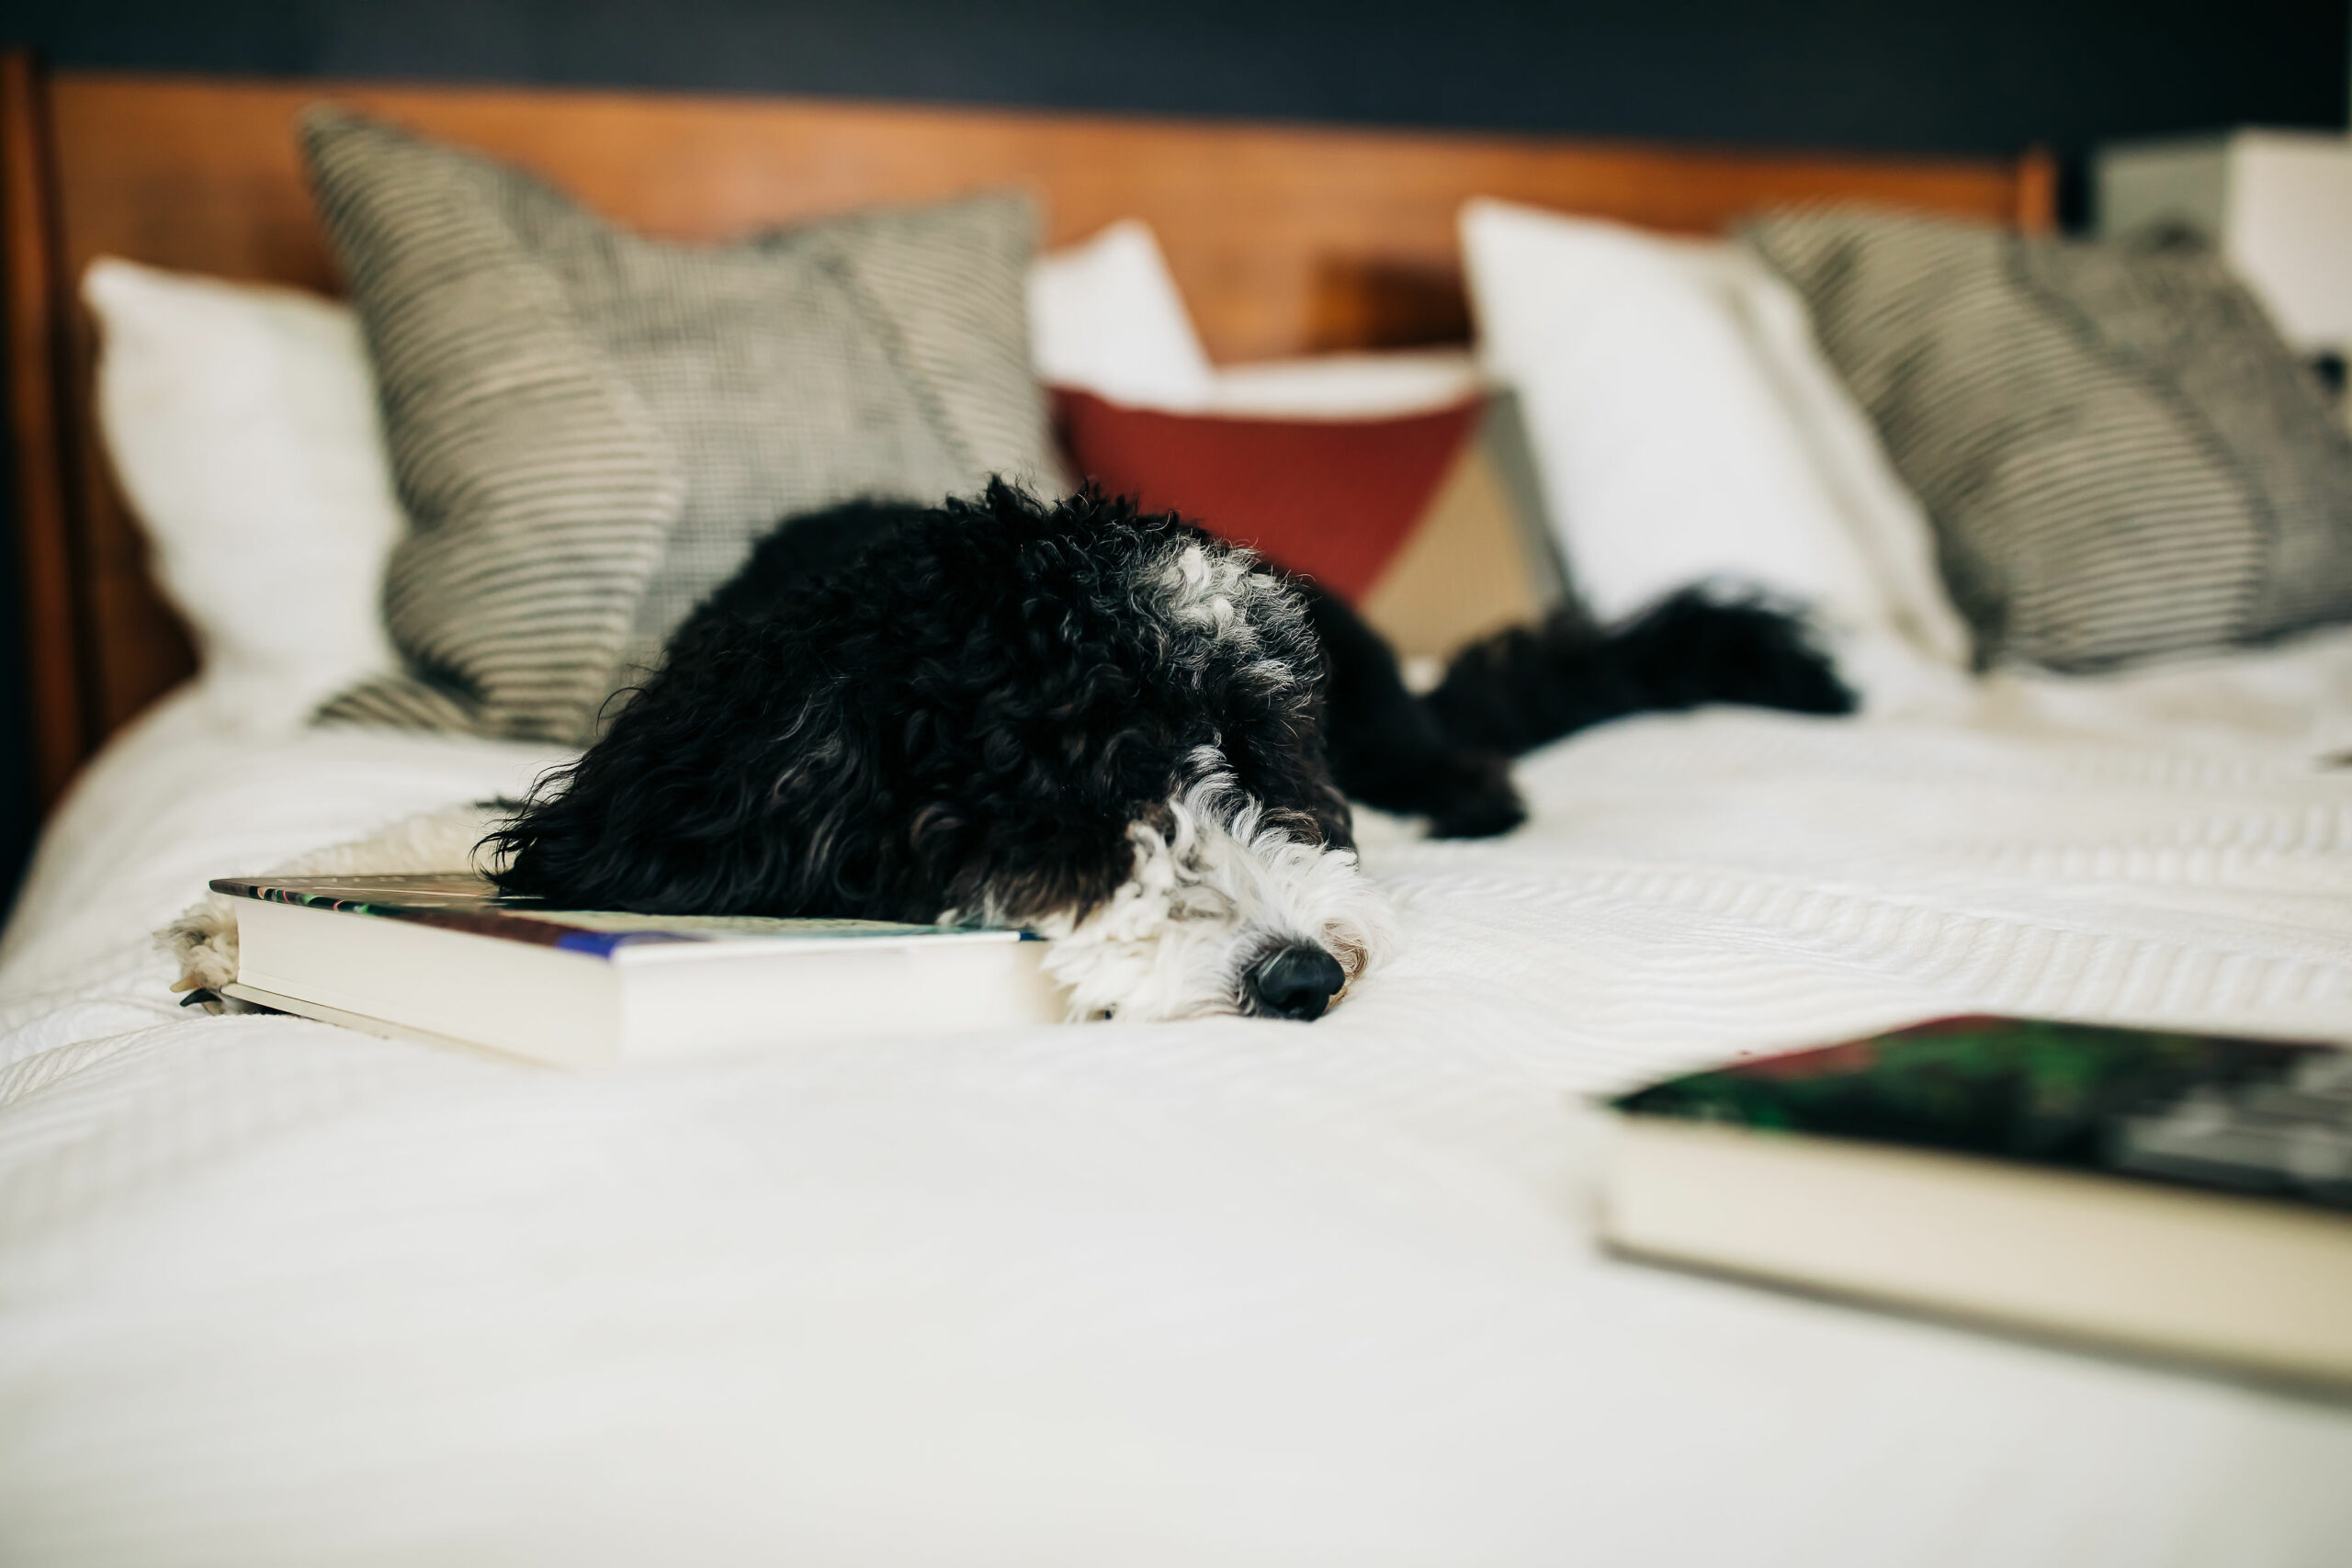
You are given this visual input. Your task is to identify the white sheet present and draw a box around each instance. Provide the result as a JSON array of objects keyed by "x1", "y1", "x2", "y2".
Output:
[{"x1": 5, "y1": 637, "x2": 2351, "y2": 1566}]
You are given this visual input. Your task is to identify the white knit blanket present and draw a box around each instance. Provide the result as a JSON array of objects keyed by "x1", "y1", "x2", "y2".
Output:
[{"x1": 3, "y1": 642, "x2": 2349, "y2": 1566}]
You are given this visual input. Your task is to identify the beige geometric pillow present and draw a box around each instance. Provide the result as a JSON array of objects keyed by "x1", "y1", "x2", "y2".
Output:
[
  {"x1": 302, "y1": 107, "x2": 1058, "y2": 740},
  {"x1": 1747, "y1": 208, "x2": 2352, "y2": 672}
]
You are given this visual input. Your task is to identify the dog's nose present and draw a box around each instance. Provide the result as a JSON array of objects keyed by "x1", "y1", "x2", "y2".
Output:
[{"x1": 1245, "y1": 943, "x2": 1347, "y2": 1021}]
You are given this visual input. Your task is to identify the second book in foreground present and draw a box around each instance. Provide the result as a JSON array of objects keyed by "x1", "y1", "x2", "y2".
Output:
[{"x1": 1601, "y1": 1017, "x2": 2352, "y2": 1388}]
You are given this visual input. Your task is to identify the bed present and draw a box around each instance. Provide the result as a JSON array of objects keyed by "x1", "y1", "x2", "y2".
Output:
[{"x1": 5, "y1": 57, "x2": 2351, "y2": 1566}]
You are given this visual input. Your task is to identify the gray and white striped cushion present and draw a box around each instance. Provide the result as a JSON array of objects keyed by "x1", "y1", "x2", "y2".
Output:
[
  {"x1": 303, "y1": 107, "x2": 1057, "y2": 740},
  {"x1": 1745, "y1": 209, "x2": 2352, "y2": 672}
]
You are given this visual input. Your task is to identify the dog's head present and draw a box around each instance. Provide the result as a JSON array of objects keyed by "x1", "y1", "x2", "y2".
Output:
[{"x1": 488, "y1": 483, "x2": 1394, "y2": 1022}]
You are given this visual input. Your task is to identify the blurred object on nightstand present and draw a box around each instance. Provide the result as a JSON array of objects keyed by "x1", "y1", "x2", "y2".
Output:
[{"x1": 2097, "y1": 130, "x2": 2352, "y2": 389}]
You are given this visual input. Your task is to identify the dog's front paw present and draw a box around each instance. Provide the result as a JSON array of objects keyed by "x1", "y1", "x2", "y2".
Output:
[
  {"x1": 153, "y1": 799, "x2": 507, "y2": 1014},
  {"x1": 161, "y1": 894, "x2": 245, "y2": 1013},
  {"x1": 1420, "y1": 751, "x2": 1526, "y2": 840}
]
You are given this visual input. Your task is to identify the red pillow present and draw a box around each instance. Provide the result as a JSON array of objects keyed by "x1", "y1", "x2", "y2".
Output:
[{"x1": 1052, "y1": 387, "x2": 1484, "y2": 603}]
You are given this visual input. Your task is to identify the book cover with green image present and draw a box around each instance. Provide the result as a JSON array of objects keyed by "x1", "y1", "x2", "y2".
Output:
[{"x1": 1612, "y1": 1017, "x2": 2352, "y2": 1212}]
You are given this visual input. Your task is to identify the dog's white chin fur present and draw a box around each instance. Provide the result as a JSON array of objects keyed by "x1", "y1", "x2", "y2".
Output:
[
  {"x1": 1024, "y1": 773, "x2": 1396, "y2": 1023},
  {"x1": 164, "y1": 780, "x2": 1395, "y2": 1026}
]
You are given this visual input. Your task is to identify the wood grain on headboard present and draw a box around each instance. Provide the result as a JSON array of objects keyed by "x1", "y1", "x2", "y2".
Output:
[{"x1": 3, "y1": 53, "x2": 2056, "y2": 809}]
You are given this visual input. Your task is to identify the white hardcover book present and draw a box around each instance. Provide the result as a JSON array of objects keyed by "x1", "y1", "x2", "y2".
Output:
[
  {"x1": 1600, "y1": 1017, "x2": 2352, "y2": 1389},
  {"x1": 213, "y1": 874, "x2": 1065, "y2": 1067}
]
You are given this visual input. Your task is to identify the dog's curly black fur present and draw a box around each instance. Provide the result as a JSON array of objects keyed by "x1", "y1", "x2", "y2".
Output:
[
  {"x1": 486, "y1": 481, "x2": 1850, "y2": 1021},
  {"x1": 1427, "y1": 587, "x2": 1855, "y2": 755},
  {"x1": 492, "y1": 484, "x2": 1351, "y2": 920}
]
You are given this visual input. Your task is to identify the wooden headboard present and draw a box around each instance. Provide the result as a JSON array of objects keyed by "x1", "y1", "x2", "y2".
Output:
[{"x1": 2, "y1": 51, "x2": 2054, "y2": 809}]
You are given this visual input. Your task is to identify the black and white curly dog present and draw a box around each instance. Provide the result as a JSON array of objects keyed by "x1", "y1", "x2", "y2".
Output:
[{"x1": 173, "y1": 481, "x2": 1849, "y2": 1023}]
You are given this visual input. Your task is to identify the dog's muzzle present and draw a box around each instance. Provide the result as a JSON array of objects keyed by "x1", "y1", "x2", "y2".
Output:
[{"x1": 1244, "y1": 943, "x2": 1347, "y2": 1021}]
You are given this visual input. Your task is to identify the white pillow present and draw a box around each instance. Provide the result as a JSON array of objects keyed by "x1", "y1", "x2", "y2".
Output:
[
  {"x1": 85, "y1": 257, "x2": 404, "y2": 731},
  {"x1": 1025, "y1": 219, "x2": 1216, "y2": 409},
  {"x1": 1459, "y1": 199, "x2": 1973, "y2": 694},
  {"x1": 1028, "y1": 220, "x2": 1487, "y2": 417}
]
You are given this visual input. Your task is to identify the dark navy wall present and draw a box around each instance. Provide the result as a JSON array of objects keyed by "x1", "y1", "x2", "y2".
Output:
[
  {"x1": 2, "y1": 0, "x2": 2346, "y2": 910},
  {"x1": 8, "y1": 1, "x2": 2347, "y2": 155}
]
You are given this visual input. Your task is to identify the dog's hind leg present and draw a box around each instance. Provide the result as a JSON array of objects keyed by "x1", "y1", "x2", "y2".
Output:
[
  {"x1": 1299, "y1": 584, "x2": 1526, "y2": 840},
  {"x1": 1426, "y1": 586, "x2": 1855, "y2": 757},
  {"x1": 160, "y1": 799, "x2": 509, "y2": 1011}
]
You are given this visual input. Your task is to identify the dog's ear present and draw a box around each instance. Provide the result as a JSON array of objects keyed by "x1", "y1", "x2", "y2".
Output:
[
  {"x1": 1187, "y1": 568, "x2": 1354, "y2": 852},
  {"x1": 486, "y1": 614, "x2": 895, "y2": 917},
  {"x1": 484, "y1": 556, "x2": 1142, "y2": 924}
]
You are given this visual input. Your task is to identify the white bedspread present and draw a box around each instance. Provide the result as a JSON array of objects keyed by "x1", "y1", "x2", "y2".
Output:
[{"x1": 5, "y1": 637, "x2": 2351, "y2": 1566}]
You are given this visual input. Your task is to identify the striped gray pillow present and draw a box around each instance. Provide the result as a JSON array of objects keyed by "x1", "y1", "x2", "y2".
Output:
[
  {"x1": 1745, "y1": 209, "x2": 2352, "y2": 672},
  {"x1": 303, "y1": 107, "x2": 1058, "y2": 740}
]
